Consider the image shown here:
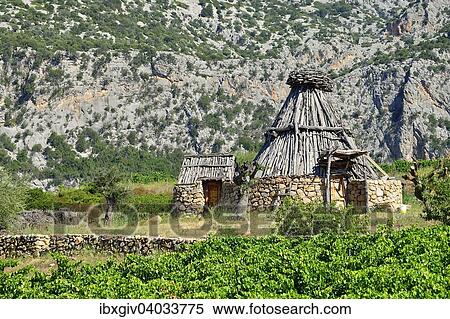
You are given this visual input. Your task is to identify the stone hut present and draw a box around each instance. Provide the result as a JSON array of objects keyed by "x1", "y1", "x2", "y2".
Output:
[
  {"x1": 173, "y1": 69, "x2": 403, "y2": 214},
  {"x1": 248, "y1": 69, "x2": 402, "y2": 211},
  {"x1": 172, "y1": 154, "x2": 240, "y2": 213}
]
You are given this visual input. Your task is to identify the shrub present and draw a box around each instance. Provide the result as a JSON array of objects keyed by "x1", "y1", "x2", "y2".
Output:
[
  {"x1": 31, "y1": 144, "x2": 43, "y2": 153},
  {"x1": 197, "y1": 94, "x2": 211, "y2": 111},
  {"x1": 421, "y1": 170, "x2": 450, "y2": 225},
  {"x1": 0, "y1": 133, "x2": 15, "y2": 152},
  {"x1": 380, "y1": 160, "x2": 412, "y2": 174},
  {"x1": 125, "y1": 193, "x2": 172, "y2": 216},
  {"x1": 130, "y1": 173, "x2": 175, "y2": 184},
  {"x1": 275, "y1": 199, "x2": 368, "y2": 236},
  {"x1": 25, "y1": 188, "x2": 55, "y2": 211},
  {"x1": 55, "y1": 185, "x2": 103, "y2": 209},
  {"x1": 200, "y1": 4, "x2": 214, "y2": 18},
  {"x1": 0, "y1": 168, "x2": 26, "y2": 229}
]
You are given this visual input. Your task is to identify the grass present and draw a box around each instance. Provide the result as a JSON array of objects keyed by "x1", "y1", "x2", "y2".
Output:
[
  {"x1": 11, "y1": 211, "x2": 277, "y2": 238},
  {"x1": 10, "y1": 206, "x2": 436, "y2": 238},
  {"x1": 129, "y1": 181, "x2": 175, "y2": 195}
]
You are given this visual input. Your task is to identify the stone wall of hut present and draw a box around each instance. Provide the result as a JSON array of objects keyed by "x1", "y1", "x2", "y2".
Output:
[
  {"x1": 219, "y1": 182, "x2": 242, "y2": 211},
  {"x1": 347, "y1": 179, "x2": 403, "y2": 209},
  {"x1": 248, "y1": 176, "x2": 345, "y2": 211},
  {"x1": 172, "y1": 178, "x2": 403, "y2": 214},
  {"x1": 172, "y1": 182, "x2": 205, "y2": 214},
  {"x1": 173, "y1": 181, "x2": 242, "y2": 214}
]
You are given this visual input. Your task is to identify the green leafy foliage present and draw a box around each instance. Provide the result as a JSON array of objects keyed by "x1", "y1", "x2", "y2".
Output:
[
  {"x1": 381, "y1": 159, "x2": 440, "y2": 175},
  {"x1": 0, "y1": 168, "x2": 26, "y2": 229},
  {"x1": 90, "y1": 167, "x2": 130, "y2": 222},
  {"x1": 314, "y1": 1, "x2": 353, "y2": 18},
  {"x1": 1, "y1": 0, "x2": 440, "y2": 63},
  {"x1": 25, "y1": 188, "x2": 55, "y2": 211},
  {"x1": 0, "y1": 133, "x2": 15, "y2": 152},
  {"x1": 421, "y1": 176, "x2": 450, "y2": 225},
  {"x1": 380, "y1": 160, "x2": 413, "y2": 174},
  {"x1": 0, "y1": 0, "x2": 223, "y2": 61},
  {"x1": 24, "y1": 185, "x2": 103, "y2": 212},
  {"x1": 1, "y1": 226, "x2": 449, "y2": 298},
  {"x1": 54, "y1": 186, "x2": 103, "y2": 207},
  {"x1": 125, "y1": 193, "x2": 172, "y2": 216},
  {"x1": 23, "y1": 185, "x2": 171, "y2": 216},
  {"x1": 0, "y1": 131, "x2": 181, "y2": 186},
  {"x1": 417, "y1": 159, "x2": 450, "y2": 225},
  {"x1": 200, "y1": 4, "x2": 214, "y2": 18},
  {"x1": 275, "y1": 199, "x2": 368, "y2": 236}
]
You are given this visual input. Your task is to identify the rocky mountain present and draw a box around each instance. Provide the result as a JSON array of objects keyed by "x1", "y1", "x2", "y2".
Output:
[{"x1": 0, "y1": 0, "x2": 450, "y2": 183}]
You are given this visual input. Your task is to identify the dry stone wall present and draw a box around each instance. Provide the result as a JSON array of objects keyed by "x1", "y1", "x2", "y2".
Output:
[
  {"x1": 219, "y1": 182, "x2": 242, "y2": 211},
  {"x1": 248, "y1": 176, "x2": 345, "y2": 211},
  {"x1": 0, "y1": 235, "x2": 197, "y2": 258},
  {"x1": 172, "y1": 182, "x2": 205, "y2": 213},
  {"x1": 172, "y1": 177, "x2": 403, "y2": 214},
  {"x1": 173, "y1": 181, "x2": 242, "y2": 214},
  {"x1": 348, "y1": 179, "x2": 403, "y2": 209}
]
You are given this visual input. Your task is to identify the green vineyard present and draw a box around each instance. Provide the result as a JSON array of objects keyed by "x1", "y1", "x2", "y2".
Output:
[{"x1": 1, "y1": 226, "x2": 449, "y2": 299}]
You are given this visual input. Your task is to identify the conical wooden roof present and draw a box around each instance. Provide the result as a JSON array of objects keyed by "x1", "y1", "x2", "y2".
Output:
[{"x1": 253, "y1": 70, "x2": 382, "y2": 179}]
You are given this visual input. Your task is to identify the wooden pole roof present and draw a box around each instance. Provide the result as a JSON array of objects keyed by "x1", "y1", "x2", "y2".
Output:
[
  {"x1": 253, "y1": 69, "x2": 383, "y2": 180},
  {"x1": 177, "y1": 154, "x2": 236, "y2": 185}
]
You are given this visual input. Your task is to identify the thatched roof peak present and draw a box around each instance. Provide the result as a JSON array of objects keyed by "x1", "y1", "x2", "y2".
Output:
[
  {"x1": 254, "y1": 68, "x2": 383, "y2": 180},
  {"x1": 286, "y1": 69, "x2": 333, "y2": 92}
]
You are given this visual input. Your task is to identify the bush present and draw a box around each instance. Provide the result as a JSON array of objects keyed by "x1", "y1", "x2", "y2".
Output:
[
  {"x1": 0, "y1": 133, "x2": 15, "y2": 152},
  {"x1": 421, "y1": 172, "x2": 450, "y2": 225},
  {"x1": 200, "y1": 4, "x2": 214, "y2": 18},
  {"x1": 197, "y1": 95, "x2": 211, "y2": 111},
  {"x1": 275, "y1": 199, "x2": 368, "y2": 236},
  {"x1": 54, "y1": 186, "x2": 103, "y2": 210},
  {"x1": 130, "y1": 173, "x2": 175, "y2": 184},
  {"x1": 381, "y1": 159, "x2": 440, "y2": 175},
  {"x1": 125, "y1": 193, "x2": 172, "y2": 216},
  {"x1": 31, "y1": 144, "x2": 43, "y2": 153},
  {"x1": 25, "y1": 188, "x2": 55, "y2": 211},
  {"x1": 0, "y1": 168, "x2": 26, "y2": 229},
  {"x1": 380, "y1": 160, "x2": 412, "y2": 174}
]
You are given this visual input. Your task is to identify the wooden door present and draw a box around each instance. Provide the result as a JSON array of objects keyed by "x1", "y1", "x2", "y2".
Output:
[{"x1": 203, "y1": 181, "x2": 222, "y2": 207}]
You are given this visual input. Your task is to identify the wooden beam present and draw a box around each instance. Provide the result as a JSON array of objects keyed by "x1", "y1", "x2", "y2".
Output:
[
  {"x1": 267, "y1": 125, "x2": 347, "y2": 134},
  {"x1": 364, "y1": 155, "x2": 389, "y2": 178},
  {"x1": 183, "y1": 164, "x2": 233, "y2": 168},
  {"x1": 298, "y1": 125, "x2": 346, "y2": 132},
  {"x1": 266, "y1": 124, "x2": 294, "y2": 134},
  {"x1": 364, "y1": 156, "x2": 370, "y2": 214},
  {"x1": 325, "y1": 150, "x2": 335, "y2": 209}
]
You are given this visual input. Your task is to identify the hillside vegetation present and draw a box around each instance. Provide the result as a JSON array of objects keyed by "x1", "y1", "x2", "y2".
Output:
[{"x1": 0, "y1": 0, "x2": 450, "y2": 187}]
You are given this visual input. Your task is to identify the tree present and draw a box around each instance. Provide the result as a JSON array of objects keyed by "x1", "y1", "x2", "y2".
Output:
[
  {"x1": 0, "y1": 168, "x2": 26, "y2": 230},
  {"x1": 90, "y1": 167, "x2": 129, "y2": 225},
  {"x1": 412, "y1": 160, "x2": 450, "y2": 225}
]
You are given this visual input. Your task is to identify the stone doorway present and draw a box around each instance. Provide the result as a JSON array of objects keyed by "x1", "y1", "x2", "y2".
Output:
[{"x1": 203, "y1": 181, "x2": 222, "y2": 207}]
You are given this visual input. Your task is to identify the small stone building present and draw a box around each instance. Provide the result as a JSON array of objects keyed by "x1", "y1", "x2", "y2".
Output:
[
  {"x1": 249, "y1": 70, "x2": 402, "y2": 211},
  {"x1": 173, "y1": 69, "x2": 403, "y2": 214},
  {"x1": 172, "y1": 154, "x2": 240, "y2": 213}
]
